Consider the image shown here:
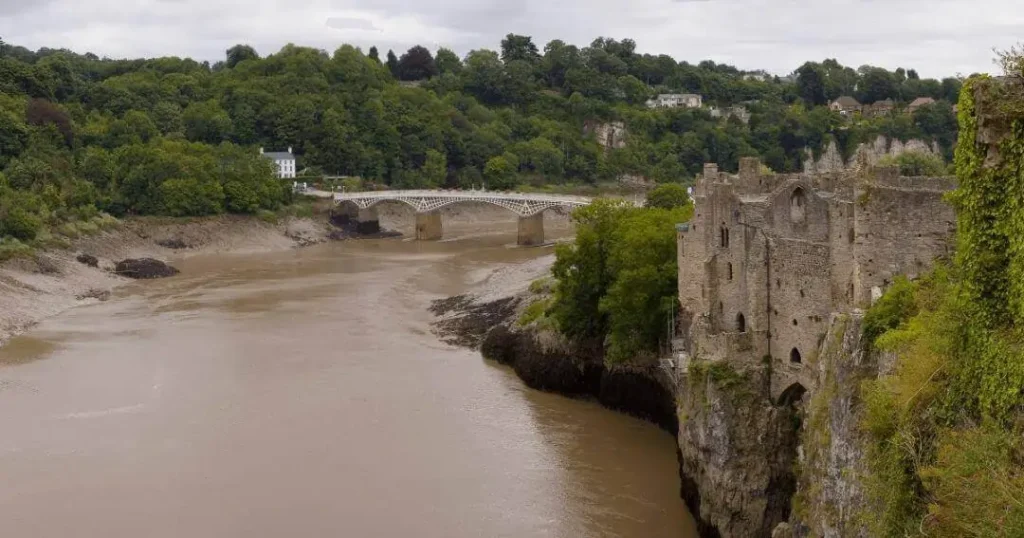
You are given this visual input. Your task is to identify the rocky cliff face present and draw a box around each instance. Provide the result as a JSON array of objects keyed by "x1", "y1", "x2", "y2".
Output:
[
  {"x1": 803, "y1": 136, "x2": 940, "y2": 173},
  {"x1": 675, "y1": 361, "x2": 800, "y2": 538},
  {"x1": 789, "y1": 313, "x2": 874, "y2": 537}
]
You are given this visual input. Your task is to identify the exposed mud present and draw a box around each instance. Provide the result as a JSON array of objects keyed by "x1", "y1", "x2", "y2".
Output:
[{"x1": 0, "y1": 214, "x2": 337, "y2": 347}]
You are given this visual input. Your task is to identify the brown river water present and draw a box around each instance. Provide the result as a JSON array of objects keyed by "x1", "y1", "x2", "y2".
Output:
[{"x1": 0, "y1": 223, "x2": 696, "y2": 537}]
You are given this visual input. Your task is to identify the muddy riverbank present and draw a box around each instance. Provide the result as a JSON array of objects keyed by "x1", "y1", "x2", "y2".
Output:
[{"x1": 0, "y1": 214, "x2": 336, "y2": 348}]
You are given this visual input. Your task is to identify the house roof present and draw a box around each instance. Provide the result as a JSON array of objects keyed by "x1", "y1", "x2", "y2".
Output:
[
  {"x1": 909, "y1": 97, "x2": 936, "y2": 107},
  {"x1": 263, "y1": 151, "x2": 294, "y2": 160},
  {"x1": 833, "y1": 96, "x2": 861, "y2": 108}
]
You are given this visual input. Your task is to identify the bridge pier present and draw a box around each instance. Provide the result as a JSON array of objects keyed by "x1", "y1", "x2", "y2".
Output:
[
  {"x1": 517, "y1": 213, "x2": 545, "y2": 246},
  {"x1": 415, "y1": 211, "x2": 443, "y2": 241},
  {"x1": 356, "y1": 207, "x2": 380, "y2": 234}
]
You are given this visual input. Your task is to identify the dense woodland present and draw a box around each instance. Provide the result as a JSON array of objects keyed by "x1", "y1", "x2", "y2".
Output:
[{"x1": 0, "y1": 34, "x2": 960, "y2": 246}]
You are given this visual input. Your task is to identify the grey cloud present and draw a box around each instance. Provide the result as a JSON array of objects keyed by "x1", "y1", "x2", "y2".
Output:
[
  {"x1": 0, "y1": 0, "x2": 1019, "y2": 78},
  {"x1": 326, "y1": 17, "x2": 382, "y2": 32}
]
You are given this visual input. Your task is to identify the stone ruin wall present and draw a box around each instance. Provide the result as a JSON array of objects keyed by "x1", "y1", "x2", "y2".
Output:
[{"x1": 677, "y1": 158, "x2": 956, "y2": 397}]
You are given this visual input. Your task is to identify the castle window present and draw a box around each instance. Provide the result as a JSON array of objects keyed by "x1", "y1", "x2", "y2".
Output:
[
  {"x1": 727, "y1": 263, "x2": 733, "y2": 281},
  {"x1": 720, "y1": 225, "x2": 730, "y2": 248},
  {"x1": 790, "y1": 348, "x2": 802, "y2": 364},
  {"x1": 790, "y1": 187, "x2": 807, "y2": 224},
  {"x1": 736, "y1": 313, "x2": 746, "y2": 332}
]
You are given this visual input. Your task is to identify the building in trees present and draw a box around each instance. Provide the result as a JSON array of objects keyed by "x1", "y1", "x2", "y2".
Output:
[
  {"x1": 260, "y1": 147, "x2": 296, "y2": 179},
  {"x1": 828, "y1": 96, "x2": 862, "y2": 116},
  {"x1": 645, "y1": 93, "x2": 703, "y2": 109},
  {"x1": 907, "y1": 96, "x2": 936, "y2": 114},
  {"x1": 863, "y1": 98, "x2": 895, "y2": 118}
]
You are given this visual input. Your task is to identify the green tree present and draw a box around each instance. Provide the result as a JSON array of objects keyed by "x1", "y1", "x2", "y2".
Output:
[
  {"x1": 646, "y1": 183, "x2": 691, "y2": 209},
  {"x1": 435, "y1": 48, "x2": 462, "y2": 76},
  {"x1": 385, "y1": 49, "x2": 399, "y2": 78},
  {"x1": 160, "y1": 177, "x2": 224, "y2": 216},
  {"x1": 226, "y1": 45, "x2": 259, "y2": 68},
  {"x1": 421, "y1": 148, "x2": 447, "y2": 187},
  {"x1": 601, "y1": 206, "x2": 692, "y2": 361},
  {"x1": 397, "y1": 45, "x2": 437, "y2": 81},
  {"x1": 500, "y1": 34, "x2": 541, "y2": 64},
  {"x1": 483, "y1": 153, "x2": 519, "y2": 190},
  {"x1": 182, "y1": 100, "x2": 232, "y2": 144}
]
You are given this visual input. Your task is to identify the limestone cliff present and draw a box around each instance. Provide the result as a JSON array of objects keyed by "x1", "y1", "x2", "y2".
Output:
[
  {"x1": 803, "y1": 136, "x2": 941, "y2": 173},
  {"x1": 676, "y1": 360, "x2": 800, "y2": 537},
  {"x1": 789, "y1": 313, "x2": 873, "y2": 537}
]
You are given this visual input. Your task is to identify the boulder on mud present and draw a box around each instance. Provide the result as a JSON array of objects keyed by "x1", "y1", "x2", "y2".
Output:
[
  {"x1": 115, "y1": 258, "x2": 179, "y2": 279},
  {"x1": 76, "y1": 253, "x2": 99, "y2": 267}
]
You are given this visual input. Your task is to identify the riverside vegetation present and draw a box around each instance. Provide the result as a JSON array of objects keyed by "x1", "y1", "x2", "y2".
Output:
[{"x1": 1, "y1": 34, "x2": 956, "y2": 256}]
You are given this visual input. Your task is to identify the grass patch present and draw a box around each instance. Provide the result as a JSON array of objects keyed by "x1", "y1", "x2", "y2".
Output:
[
  {"x1": 517, "y1": 297, "x2": 551, "y2": 327},
  {"x1": 0, "y1": 237, "x2": 33, "y2": 262}
]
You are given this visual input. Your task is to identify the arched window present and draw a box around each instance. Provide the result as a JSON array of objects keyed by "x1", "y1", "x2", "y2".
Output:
[
  {"x1": 720, "y1": 225, "x2": 730, "y2": 248},
  {"x1": 736, "y1": 313, "x2": 746, "y2": 332},
  {"x1": 790, "y1": 187, "x2": 807, "y2": 224},
  {"x1": 727, "y1": 262, "x2": 734, "y2": 281},
  {"x1": 790, "y1": 348, "x2": 802, "y2": 364}
]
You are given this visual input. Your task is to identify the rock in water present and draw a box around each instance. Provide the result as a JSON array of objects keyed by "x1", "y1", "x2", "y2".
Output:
[{"x1": 115, "y1": 258, "x2": 179, "y2": 279}]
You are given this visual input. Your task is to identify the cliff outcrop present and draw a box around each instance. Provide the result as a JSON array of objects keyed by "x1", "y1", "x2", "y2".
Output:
[{"x1": 803, "y1": 136, "x2": 941, "y2": 173}]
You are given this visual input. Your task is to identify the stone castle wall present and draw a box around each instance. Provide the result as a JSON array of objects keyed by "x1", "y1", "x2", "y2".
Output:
[{"x1": 676, "y1": 158, "x2": 955, "y2": 399}]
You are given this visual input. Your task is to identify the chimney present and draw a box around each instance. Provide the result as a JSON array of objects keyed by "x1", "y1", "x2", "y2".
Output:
[
  {"x1": 259, "y1": 147, "x2": 264, "y2": 154},
  {"x1": 288, "y1": 146, "x2": 293, "y2": 154}
]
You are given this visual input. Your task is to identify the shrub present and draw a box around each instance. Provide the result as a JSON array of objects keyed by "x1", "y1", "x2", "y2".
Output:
[
  {"x1": 0, "y1": 207, "x2": 42, "y2": 241},
  {"x1": 862, "y1": 276, "x2": 918, "y2": 348}
]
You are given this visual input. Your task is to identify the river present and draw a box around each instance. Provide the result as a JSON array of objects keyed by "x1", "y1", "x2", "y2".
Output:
[{"x1": 0, "y1": 224, "x2": 696, "y2": 537}]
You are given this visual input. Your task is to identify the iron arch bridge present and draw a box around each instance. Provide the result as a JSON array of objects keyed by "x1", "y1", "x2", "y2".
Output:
[
  {"x1": 332, "y1": 190, "x2": 593, "y2": 217},
  {"x1": 327, "y1": 189, "x2": 595, "y2": 246}
]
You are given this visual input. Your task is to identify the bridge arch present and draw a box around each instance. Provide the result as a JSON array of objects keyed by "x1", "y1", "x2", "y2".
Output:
[{"x1": 332, "y1": 190, "x2": 594, "y2": 245}]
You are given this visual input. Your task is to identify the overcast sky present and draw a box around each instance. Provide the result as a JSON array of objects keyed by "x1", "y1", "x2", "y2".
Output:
[{"x1": 1, "y1": 0, "x2": 1021, "y2": 78}]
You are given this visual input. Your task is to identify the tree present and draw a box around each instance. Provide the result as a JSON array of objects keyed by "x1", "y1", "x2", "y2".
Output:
[
  {"x1": 435, "y1": 48, "x2": 462, "y2": 76},
  {"x1": 483, "y1": 153, "x2": 519, "y2": 190},
  {"x1": 182, "y1": 100, "x2": 232, "y2": 144},
  {"x1": 226, "y1": 45, "x2": 259, "y2": 69},
  {"x1": 646, "y1": 183, "x2": 691, "y2": 209},
  {"x1": 500, "y1": 34, "x2": 540, "y2": 64},
  {"x1": 858, "y1": 67, "x2": 898, "y2": 103},
  {"x1": 549, "y1": 199, "x2": 631, "y2": 339},
  {"x1": 397, "y1": 45, "x2": 437, "y2": 81},
  {"x1": 601, "y1": 205, "x2": 692, "y2": 361},
  {"x1": 25, "y1": 98, "x2": 72, "y2": 145},
  {"x1": 385, "y1": 49, "x2": 399, "y2": 78},
  {"x1": 421, "y1": 149, "x2": 447, "y2": 187},
  {"x1": 795, "y1": 62, "x2": 827, "y2": 106},
  {"x1": 368, "y1": 46, "x2": 380, "y2": 63}
]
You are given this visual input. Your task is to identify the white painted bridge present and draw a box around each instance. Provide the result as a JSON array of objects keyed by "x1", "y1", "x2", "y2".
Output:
[
  {"x1": 321, "y1": 189, "x2": 596, "y2": 245},
  {"x1": 331, "y1": 190, "x2": 593, "y2": 217}
]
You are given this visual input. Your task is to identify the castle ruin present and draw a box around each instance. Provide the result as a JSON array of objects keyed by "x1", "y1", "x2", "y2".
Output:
[{"x1": 674, "y1": 157, "x2": 956, "y2": 401}]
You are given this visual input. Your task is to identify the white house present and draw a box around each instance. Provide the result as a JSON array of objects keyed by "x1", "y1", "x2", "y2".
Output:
[
  {"x1": 260, "y1": 147, "x2": 296, "y2": 179},
  {"x1": 645, "y1": 93, "x2": 703, "y2": 109}
]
